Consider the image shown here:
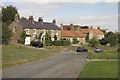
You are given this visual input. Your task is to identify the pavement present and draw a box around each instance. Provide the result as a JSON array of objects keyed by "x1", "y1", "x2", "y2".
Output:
[{"x1": 3, "y1": 51, "x2": 88, "y2": 78}]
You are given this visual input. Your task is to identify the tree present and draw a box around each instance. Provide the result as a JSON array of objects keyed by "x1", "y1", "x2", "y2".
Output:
[
  {"x1": 54, "y1": 35, "x2": 57, "y2": 41},
  {"x1": 20, "y1": 31, "x2": 27, "y2": 44},
  {"x1": 45, "y1": 31, "x2": 52, "y2": 46},
  {"x1": 89, "y1": 37, "x2": 99, "y2": 47},
  {"x1": 100, "y1": 31, "x2": 118, "y2": 47},
  {"x1": 2, "y1": 22, "x2": 11, "y2": 45},
  {"x1": 21, "y1": 16, "x2": 27, "y2": 20},
  {"x1": 2, "y1": 5, "x2": 18, "y2": 24}
]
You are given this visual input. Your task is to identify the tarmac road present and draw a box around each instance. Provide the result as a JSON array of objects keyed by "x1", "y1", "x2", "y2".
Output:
[{"x1": 3, "y1": 52, "x2": 88, "y2": 78}]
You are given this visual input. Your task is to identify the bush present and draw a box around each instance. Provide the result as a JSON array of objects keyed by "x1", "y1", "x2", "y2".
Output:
[
  {"x1": 52, "y1": 40, "x2": 61, "y2": 46},
  {"x1": 73, "y1": 38, "x2": 79, "y2": 44},
  {"x1": 52, "y1": 40, "x2": 70, "y2": 46},
  {"x1": 89, "y1": 37, "x2": 99, "y2": 48},
  {"x1": 61, "y1": 40, "x2": 70, "y2": 46}
]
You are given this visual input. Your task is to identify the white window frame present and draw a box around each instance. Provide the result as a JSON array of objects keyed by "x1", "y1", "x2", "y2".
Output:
[
  {"x1": 13, "y1": 26, "x2": 17, "y2": 33},
  {"x1": 25, "y1": 29, "x2": 29, "y2": 35},
  {"x1": 51, "y1": 30, "x2": 54, "y2": 35},
  {"x1": 33, "y1": 29, "x2": 36, "y2": 34},
  {"x1": 55, "y1": 30, "x2": 58, "y2": 35}
]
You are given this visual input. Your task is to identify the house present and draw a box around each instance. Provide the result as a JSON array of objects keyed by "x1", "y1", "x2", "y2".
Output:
[
  {"x1": 61, "y1": 24, "x2": 104, "y2": 44},
  {"x1": 9, "y1": 14, "x2": 61, "y2": 44}
]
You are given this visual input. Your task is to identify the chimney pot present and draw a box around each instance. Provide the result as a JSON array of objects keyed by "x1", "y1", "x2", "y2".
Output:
[
  {"x1": 28, "y1": 16, "x2": 34, "y2": 23},
  {"x1": 52, "y1": 19, "x2": 56, "y2": 24},
  {"x1": 38, "y1": 17, "x2": 43, "y2": 23}
]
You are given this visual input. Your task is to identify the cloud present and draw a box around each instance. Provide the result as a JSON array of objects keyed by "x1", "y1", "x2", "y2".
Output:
[
  {"x1": 1, "y1": 0, "x2": 119, "y2": 2},
  {"x1": 56, "y1": 14, "x2": 118, "y2": 31}
]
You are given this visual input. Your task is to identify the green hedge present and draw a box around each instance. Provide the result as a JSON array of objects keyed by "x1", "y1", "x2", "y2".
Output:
[
  {"x1": 61, "y1": 40, "x2": 70, "y2": 46},
  {"x1": 73, "y1": 38, "x2": 79, "y2": 44},
  {"x1": 52, "y1": 40, "x2": 70, "y2": 46}
]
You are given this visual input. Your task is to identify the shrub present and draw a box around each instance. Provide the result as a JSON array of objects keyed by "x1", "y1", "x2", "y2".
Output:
[
  {"x1": 52, "y1": 40, "x2": 61, "y2": 46},
  {"x1": 89, "y1": 37, "x2": 99, "y2": 48},
  {"x1": 52, "y1": 40, "x2": 70, "y2": 46},
  {"x1": 73, "y1": 38, "x2": 79, "y2": 44},
  {"x1": 61, "y1": 40, "x2": 70, "y2": 46}
]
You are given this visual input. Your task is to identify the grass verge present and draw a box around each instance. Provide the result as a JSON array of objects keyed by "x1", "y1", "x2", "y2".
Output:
[
  {"x1": 78, "y1": 61, "x2": 118, "y2": 78},
  {"x1": 2, "y1": 44, "x2": 63, "y2": 69}
]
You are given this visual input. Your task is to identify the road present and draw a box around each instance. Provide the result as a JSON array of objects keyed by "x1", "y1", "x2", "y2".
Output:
[{"x1": 3, "y1": 52, "x2": 88, "y2": 78}]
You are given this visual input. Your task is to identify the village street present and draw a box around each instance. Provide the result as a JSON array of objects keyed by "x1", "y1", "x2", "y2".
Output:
[{"x1": 3, "y1": 51, "x2": 88, "y2": 78}]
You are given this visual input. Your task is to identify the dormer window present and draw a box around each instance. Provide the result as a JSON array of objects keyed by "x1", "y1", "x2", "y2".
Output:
[{"x1": 13, "y1": 26, "x2": 17, "y2": 33}]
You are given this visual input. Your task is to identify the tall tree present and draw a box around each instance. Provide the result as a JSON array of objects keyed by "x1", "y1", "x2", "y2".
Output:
[
  {"x1": 2, "y1": 5, "x2": 18, "y2": 24},
  {"x1": 100, "y1": 31, "x2": 118, "y2": 47},
  {"x1": 2, "y1": 22, "x2": 11, "y2": 45}
]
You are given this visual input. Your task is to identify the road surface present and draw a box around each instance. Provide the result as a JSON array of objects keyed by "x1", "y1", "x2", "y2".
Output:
[{"x1": 3, "y1": 52, "x2": 88, "y2": 78}]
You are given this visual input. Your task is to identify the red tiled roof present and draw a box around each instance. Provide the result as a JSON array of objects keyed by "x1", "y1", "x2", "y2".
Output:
[
  {"x1": 93, "y1": 29, "x2": 104, "y2": 35},
  {"x1": 61, "y1": 30, "x2": 84, "y2": 38},
  {"x1": 80, "y1": 29, "x2": 104, "y2": 35}
]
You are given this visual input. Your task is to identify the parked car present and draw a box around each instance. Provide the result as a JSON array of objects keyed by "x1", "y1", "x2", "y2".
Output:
[
  {"x1": 76, "y1": 47, "x2": 88, "y2": 52},
  {"x1": 94, "y1": 48, "x2": 104, "y2": 52},
  {"x1": 31, "y1": 41, "x2": 44, "y2": 48}
]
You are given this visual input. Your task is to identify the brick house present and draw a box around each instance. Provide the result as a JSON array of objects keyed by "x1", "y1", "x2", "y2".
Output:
[
  {"x1": 61, "y1": 24, "x2": 104, "y2": 44},
  {"x1": 9, "y1": 14, "x2": 61, "y2": 43}
]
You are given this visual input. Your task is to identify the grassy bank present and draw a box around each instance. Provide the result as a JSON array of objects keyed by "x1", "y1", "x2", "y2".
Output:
[
  {"x1": 78, "y1": 61, "x2": 118, "y2": 78},
  {"x1": 2, "y1": 44, "x2": 63, "y2": 69}
]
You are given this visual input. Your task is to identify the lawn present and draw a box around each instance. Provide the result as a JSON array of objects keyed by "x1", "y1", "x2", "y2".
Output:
[
  {"x1": 78, "y1": 61, "x2": 118, "y2": 78},
  {"x1": 88, "y1": 51, "x2": 118, "y2": 59},
  {"x1": 71, "y1": 44, "x2": 118, "y2": 59},
  {"x1": 2, "y1": 44, "x2": 63, "y2": 69}
]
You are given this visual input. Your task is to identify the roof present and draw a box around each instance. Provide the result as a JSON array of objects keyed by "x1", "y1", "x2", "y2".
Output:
[
  {"x1": 62, "y1": 25, "x2": 79, "y2": 30},
  {"x1": 93, "y1": 29, "x2": 104, "y2": 35},
  {"x1": 61, "y1": 30, "x2": 84, "y2": 38},
  {"x1": 19, "y1": 19, "x2": 61, "y2": 30},
  {"x1": 80, "y1": 29, "x2": 104, "y2": 35}
]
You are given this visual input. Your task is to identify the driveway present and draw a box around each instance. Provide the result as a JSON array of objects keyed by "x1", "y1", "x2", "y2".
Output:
[{"x1": 3, "y1": 52, "x2": 88, "y2": 78}]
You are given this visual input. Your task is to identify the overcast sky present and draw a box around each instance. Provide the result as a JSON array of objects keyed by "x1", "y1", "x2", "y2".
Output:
[{"x1": 1, "y1": 0, "x2": 119, "y2": 32}]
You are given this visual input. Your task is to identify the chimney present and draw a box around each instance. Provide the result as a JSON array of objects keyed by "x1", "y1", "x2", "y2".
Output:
[
  {"x1": 38, "y1": 17, "x2": 43, "y2": 23},
  {"x1": 52, "y1": 19, "x2": 56, "y2": 24},
  {"x1": 14, "y1": 13, "x2": 19, "y2": 21},
  {"x1": 28, "y1": 16, "x2": 34, "y2": 23},
  {"x1": 61, "y1": 24, "x2": 63, "y2": 30}
]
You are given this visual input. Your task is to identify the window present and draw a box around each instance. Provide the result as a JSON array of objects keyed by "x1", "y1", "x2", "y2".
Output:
[
  {"x1": 51, "y1": 30, "x2": 54, "y2": 35},
  {"x1": 33, "y1": 29, "x2": 36, "y2": 34},
  {"x1": 13, "y1": 26, "x2": 17, "y2": 32},
  {"x1": 25, "y1": 29, "x2": 29, "y2": 34},
  {"x1": 55, "y1": 30, "x2": 58, "y2": 35}
]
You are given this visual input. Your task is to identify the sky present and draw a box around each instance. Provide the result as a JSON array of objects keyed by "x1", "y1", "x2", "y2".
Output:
[{"x1": 1, "y1": 0, "x2": 119, "y2": 32}]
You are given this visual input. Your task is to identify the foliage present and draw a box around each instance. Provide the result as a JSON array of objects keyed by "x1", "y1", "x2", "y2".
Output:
[
  {"x1": 2, "y1": 5, "x2": 18, "y2": 24},
  {"x1": 20, "y1": 31, "x2": 27, "y2": 44},
  {"x1": 45, "y1": 31, "x2": 52, "y2": 46},
  {"x1": 117, "y1": 33, "x2": 120, "y2": 43},
  {"x1": 2, "y1": 22, "x2": 11, "y2": 45},
  {"x1": 52, "y1": 39, "x2": 70, "y2": 46},
  {"x1": 21, "y1": 16, "x2": 27, "y2": 20},
  {"x1": 100, "y1": 31, "x2": 117, "y2": 47},
  {"x1": 89, "y1": 37, "x2": 99, "y2": 48},
  {"x1": 52, "y1": 40, "x2": 61, "y2": 46},
  {"x1": 54, "y1": 35, "x2": 57, "y2": 41},
  {"x1": 73, "y1": 38, "x2": 79, "y2": 44},
  {"x1": 61, "y1": 40, "x2": 70, "y2": 46}
]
